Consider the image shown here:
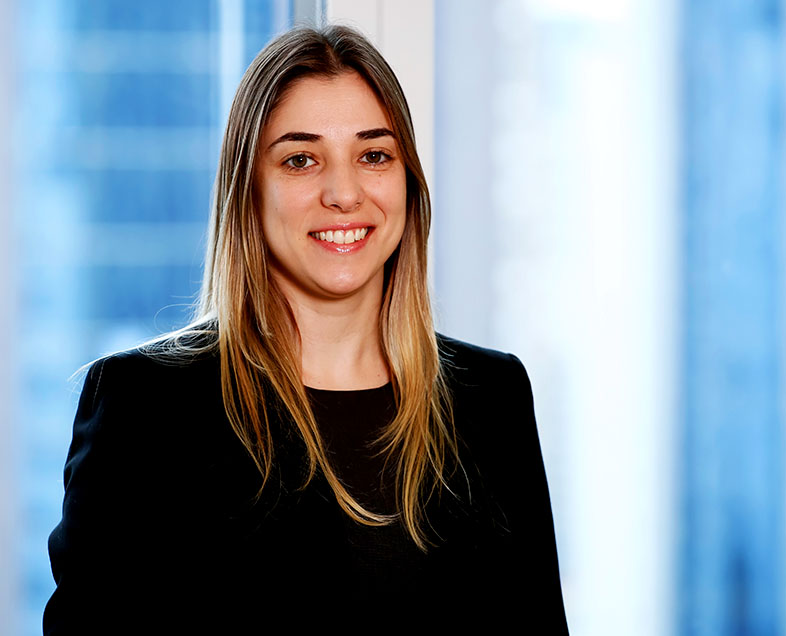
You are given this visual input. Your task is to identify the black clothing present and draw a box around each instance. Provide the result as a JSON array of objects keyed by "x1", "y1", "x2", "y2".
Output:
[
  {"x1": 44, "y1": 335, "x2": 569, "y2": 634},
  {"x1": 308, "y1": 384, "x2": 427, "y2": 599},
  {"x1": 307, "y1": 383, "x2": 397, "y2": 514}
]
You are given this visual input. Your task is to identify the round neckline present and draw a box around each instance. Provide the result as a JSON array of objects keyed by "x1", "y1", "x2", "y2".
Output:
[{"x1": 305, "y1": 382, "x2": 392, "y2": 394}]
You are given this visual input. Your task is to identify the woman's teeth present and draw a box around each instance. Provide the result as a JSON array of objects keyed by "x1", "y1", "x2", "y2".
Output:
[{"x1": 311, "y1": 227, "x2": 369, "y2": 244}]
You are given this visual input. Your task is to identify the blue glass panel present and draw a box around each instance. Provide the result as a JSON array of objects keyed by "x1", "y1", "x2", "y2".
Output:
[
  {"x1": 68, "y1": 0, "x2": 215, "y2": 32},
  {"x1": 81, "y1": 265, "x2": 200, "y2": 323},
  {"x1": 245, "y1": 0, "x2": 287, "y2": 65},
  {"x1": 67, "y1": 73, "x2": 215, "y2": 127},
  {"x1": 680, "y1": 0, "x2": 785, "y2": 634},
  {"x1": 244, "y1": 0, "x2": 281, "y2": 33},
  {"x1": 83, "y1": 169, "x2": 214, "y2": 223}
]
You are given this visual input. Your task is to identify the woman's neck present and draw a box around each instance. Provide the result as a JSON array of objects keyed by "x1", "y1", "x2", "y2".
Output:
[{"x1": 278, "y1": 281, "x2": 390, "y2": 391}]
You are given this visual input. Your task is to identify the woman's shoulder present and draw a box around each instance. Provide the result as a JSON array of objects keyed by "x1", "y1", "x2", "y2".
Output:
[
  {"x1": 436, "y1": 332, "x2": 530, "y2": 391},
  {"x1": 86, "y1": 325, "x2": 219, "y2": 378},
  {"x1": 437, "y1": 332, "x2": 522, "y2": 362},
  {"x1": 65, "y1": 327, "x2": 230, "y2": 492},
  {"x1": 435, "y1": 333, "x2": 536, "y2": 451},
  {"x1": 77, "y1": 326, "x2": 222, "y2": 420}
]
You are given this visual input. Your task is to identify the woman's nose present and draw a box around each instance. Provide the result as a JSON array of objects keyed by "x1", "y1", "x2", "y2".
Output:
[{"x1": 321, "y1": 162, "x2": 364, "y2": 212}]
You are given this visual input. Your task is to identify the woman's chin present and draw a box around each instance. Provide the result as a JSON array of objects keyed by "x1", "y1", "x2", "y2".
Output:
[
  {"x1": 315, "y1": 278, "x2": 377, "y2": 300},
  {"x1": 308, "y1": 268, "x2": 385, "y2": 301}
]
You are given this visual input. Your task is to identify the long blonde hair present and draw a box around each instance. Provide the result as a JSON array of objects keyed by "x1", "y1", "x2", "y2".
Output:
[{"x1": 170, "y1": 25, "x2": 456, "y2": 550}]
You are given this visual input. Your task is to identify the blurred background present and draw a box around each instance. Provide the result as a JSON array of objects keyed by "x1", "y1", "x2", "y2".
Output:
[{"x1": 0, "y1": 0, "x2": 783, "y2": 634}]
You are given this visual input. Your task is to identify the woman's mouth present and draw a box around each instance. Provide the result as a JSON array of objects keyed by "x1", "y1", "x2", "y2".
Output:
[{"x1": 309, "y1": 227, "x2": 370, "y2": 245}]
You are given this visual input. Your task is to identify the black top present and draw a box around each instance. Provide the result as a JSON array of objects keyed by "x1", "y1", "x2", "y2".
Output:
[
  {"x1": 307, "y1": 384, "x2": 428, "y2": 595},
  {"x1": 44, "y1": 334, "x2": 569, "y2": 634},
  {"x1": 307, "y1": 383, "x2": 397, "y2": 514}
]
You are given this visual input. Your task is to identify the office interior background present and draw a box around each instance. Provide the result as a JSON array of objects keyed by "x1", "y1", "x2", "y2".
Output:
[{"x1": 0, "y1": 0, "x2": 783, "y2": 634}]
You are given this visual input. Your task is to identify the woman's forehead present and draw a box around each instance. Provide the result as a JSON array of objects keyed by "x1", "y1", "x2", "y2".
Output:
[{"x1": 263, "y1": 72, "x2": 393, "y2": 142}]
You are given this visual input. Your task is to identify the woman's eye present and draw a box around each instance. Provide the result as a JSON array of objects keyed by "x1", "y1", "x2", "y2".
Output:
[
  {"x1": 361, "y1": 151, "x2": 390, "y2": 165},
  {"x1": 285, "y1": 154, "x2": 315, "y2": 169}
]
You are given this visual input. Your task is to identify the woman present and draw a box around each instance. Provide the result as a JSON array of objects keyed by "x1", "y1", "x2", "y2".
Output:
[{"x1": 45, "y1": 25, "x2": 568, "y2": 633}]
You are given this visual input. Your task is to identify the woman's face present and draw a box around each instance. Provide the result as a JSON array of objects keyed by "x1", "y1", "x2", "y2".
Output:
[{"x1": 257, "y1": 71, "x2": 407, "y2": 304}]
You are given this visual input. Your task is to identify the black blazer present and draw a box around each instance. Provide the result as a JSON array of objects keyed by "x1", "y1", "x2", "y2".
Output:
[{"x1": 45, "y1": 334, "x2": 568, "y2": 634}]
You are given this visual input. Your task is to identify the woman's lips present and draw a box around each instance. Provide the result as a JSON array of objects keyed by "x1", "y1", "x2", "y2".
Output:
[
  {"x1": 308, "y1": 226, "x2": 373, "y2": 252},
  {"x1": 309, "y1": 227, "x2": 369, "y2": 244}
]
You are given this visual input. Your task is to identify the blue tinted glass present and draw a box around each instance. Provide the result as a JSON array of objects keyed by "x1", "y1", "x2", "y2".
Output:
[
  {"x1": 67, "y1": 73, "x2": 215, "y2": 127},
  {"x1": 244, "y1": 0, "x2": 287, "y2": 64},
  {"x1": 84, "y1": 169, "x2": 214, "y2": 223},
  {"x1": 81, "y1": 265, "x2": 200, "y2": 323},
  {"x1": 680, "y1": 0, "x2": 785, "y2": 633},
  {"x1": 244, "y1": 0, "x2": 281, "y2": 33},
  {"x1": 68, "y1": 0, "x2": 215, "y2": 32}
]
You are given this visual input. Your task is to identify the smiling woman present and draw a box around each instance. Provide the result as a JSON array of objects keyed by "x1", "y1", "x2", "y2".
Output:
[
  {"x1": 44, "y1": 25, "x2": 569, "y2": 633},
  {"x1": 258, "y1": 72, "x2": 407, "y2": 312}
]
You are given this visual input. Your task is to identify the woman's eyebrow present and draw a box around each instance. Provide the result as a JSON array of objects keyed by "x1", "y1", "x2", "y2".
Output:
[
  {"x1": 267, "y1": 127, "x2": 394, "y2": 152},
  {"x1": 356, "y1": 127, "x2": 394, "y2": 140},
  {"x1": 267, "y1": 131, "x2": 321, "y2": 150}
]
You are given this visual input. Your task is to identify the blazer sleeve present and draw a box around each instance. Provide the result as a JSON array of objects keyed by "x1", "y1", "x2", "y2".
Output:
[
  {"x1": 44, "y1": 358, "x2": 131, "y2": 634},
  {"x1": 437, "y1": 339, "x2": 569, "y2": 631},
  {"x1": 506, "y1": 354, "x2": 569, "y2": 633},
  {"x1": 44, "y1": 356, "x2": 190, "y2": 635}
]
